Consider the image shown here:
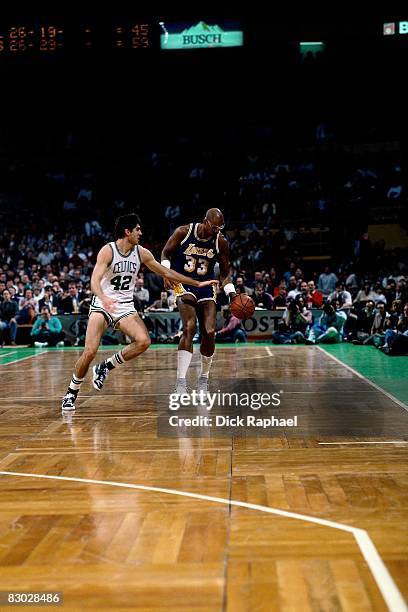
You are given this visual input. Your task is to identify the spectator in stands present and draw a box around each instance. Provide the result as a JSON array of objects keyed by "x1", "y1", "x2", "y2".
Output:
[
  {"x1": 38, "y1": 286, "x2": 57, "y2": 312},
  {"x1": 37, "y1": 243, "x2": 54, "y2": 267},
  {"x1": 396, "y1": 279, "x2": 408, "y2": 304},
  {"x1": 317, "y1": 266, "x2": 338, "y2": 297},
  {"x1": 381, "y1": 302, "x2": 408, "y2": 354},
  {"x1": 287, "y1": 276, "x2": 302, "y2": 301},
  {"x1": 373, "y1": 284, "x2": 387, "y2": 305},
  {"x1": 134, "y1": 277, "x2": 150, "y2": 312},
  {"x1": 250, "y1": 271, "x2": 264, "y2": 291},
  {"x1": 353, "y1": 282, "x2": 377, "y2": 306},
  {"x1": 17, "y1": 288, "x2": 37, "y2": 323},
  {"x1": 307, "y1": 280, "x2": 324, "y2": 308},
  {"x1": 30, "y1": 305, "x2": 64, "y2": 347},
  {"x1": 252, "y1": 283, "x2": 274, "y2": 310},
  {"x1": 307, "y1": 302, "x2": 347, "y2": 344},
  {"x1": 328, "y1": 282, "x2": 352, "y2": 310},
  {"x1": 0, "y1": 290, "x2": 18, "y2": 346},
  {"x1": 58, "y1": 285, "x2": 80, "y2": 314},
  {"x1": 362, "y1": 301, "x2": 388, "y2": 346},
  {"x1": 215, "y1": 307, "x2": 247, "y2": 343},
  {"x1": 348, "y1": 300, "x2": 376, "y2": 343},
  {"x1": 236, "y1": 276, "x2": 253, "y2": 296},
  {"x1": 272, "y1": 296, "x2": 312, "y2": 344},
  {"x1": 146, "y1": 291, "x2": 175, "y2": 312},
  {"x1": 274, "y1": 283, "x2": 288, "y2": 308}
]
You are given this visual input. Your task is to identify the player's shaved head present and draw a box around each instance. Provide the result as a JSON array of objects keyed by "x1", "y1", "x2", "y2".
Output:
[{"x1": 205, "y1": 208, "x2": 224, "y2": 225}]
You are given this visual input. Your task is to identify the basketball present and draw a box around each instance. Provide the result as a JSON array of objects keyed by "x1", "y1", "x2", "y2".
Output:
[{"x1": 230, "y1": 294, "x2": 256, "y2": 320}]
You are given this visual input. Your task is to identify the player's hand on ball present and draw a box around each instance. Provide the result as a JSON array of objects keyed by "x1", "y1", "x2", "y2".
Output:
[{"x1": 102, "y1": 296, "x2": 117, "y2": 313}]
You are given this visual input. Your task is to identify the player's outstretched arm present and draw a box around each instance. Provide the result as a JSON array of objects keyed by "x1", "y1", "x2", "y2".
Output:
[
  {"x1": 139, "y1": 246, "x2": 219, "y2": 289},
  {"x1": 90, "y1": 245, "x2": 117, "y2": 313}
]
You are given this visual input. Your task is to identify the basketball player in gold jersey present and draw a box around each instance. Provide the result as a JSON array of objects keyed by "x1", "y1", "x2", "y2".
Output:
[{"x1": 161, "y1": 208, "x2": 236, "y2": 395}]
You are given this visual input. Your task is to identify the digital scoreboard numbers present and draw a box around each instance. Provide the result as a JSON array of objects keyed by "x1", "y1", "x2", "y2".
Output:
[
  {"x1": 0, "y1": 21, "x2": 153, "y2": 57},
  {"x1": 113, "y1": 23, "x2": 151, "y2": 49},
  {"x1": 0, "y1": 24, "x2": 64, "y2": 54}
]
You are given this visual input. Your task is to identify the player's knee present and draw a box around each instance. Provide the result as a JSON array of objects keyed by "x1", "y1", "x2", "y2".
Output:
[
  {"x1": 203, "y1": 325, "x2": 216, "y2": 337},
  {"x1": 140, "y1": 335, "x2": 151, "y2": 352},
  {"x1": 184, "y1": 320, "x2": 196, "y2": 338}
]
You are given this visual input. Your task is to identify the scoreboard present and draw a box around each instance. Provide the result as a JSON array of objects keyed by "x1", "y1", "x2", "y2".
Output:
[{"x1": 0, "y1": 21, "x2": 154, "y2": 57}]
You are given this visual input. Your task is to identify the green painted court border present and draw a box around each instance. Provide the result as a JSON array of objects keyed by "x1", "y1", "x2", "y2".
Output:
[{"x1": 320, "y1": 344, "x2": 408, "y2": 407}]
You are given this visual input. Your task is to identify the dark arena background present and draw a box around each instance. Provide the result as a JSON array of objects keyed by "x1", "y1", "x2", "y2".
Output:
[{"x1": 0, "y1": 8, "x2": 407, "y2": 611}]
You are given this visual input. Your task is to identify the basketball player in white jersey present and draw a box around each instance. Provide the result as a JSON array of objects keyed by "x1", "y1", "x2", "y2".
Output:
[{"x1": 61, "y1": 213, "x2": 219, "y2": 411}]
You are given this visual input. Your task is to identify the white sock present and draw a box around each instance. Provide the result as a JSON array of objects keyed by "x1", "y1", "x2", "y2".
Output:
[
  {"x1": 177, "y1": 350, "x2": 192, "y2": 379},
  {"x1": 200, "y1": 354, "x2": 213, "y2": 378},
  {"x1": 106, "y1": 350, "x2": 125, "y2": 370},
  {"x1": 69, "y1": 374, "x2": 84, "y2": 392}
]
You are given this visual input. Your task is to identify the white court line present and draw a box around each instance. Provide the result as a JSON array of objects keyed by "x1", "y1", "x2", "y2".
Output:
[
  {"x1": 0, "y1": 351, "x2": 17, "y2": 359},
  {"x1": 0, "y1": 471, "x2": 405, "y2": 612},
  {"x1": 0, "y1": 351, "x2": 47, "y2": 366},
  {"x1": 319, "y1": 441, "x2": 408, "y2": 445},
  {"x1": 265, "y1": 346, "x2": 274, "y2": 357},
  {"x1": 315, "y1": 345, "x2": 408, "y2": 413}
]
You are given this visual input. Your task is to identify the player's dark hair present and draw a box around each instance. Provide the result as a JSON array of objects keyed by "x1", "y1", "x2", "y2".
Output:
[{"x1": 114, "y1": 213, "x2": 141, "y2": 239}]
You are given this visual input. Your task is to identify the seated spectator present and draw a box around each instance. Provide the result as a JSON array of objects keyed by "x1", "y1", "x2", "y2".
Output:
[
  {"x1": 215, "y1": 307, "x2": 247, "y2": 343},
  {"x1": 354, "y1": 282, "x2": 377, "y2": 306},
  {"x1": 274, "y1": 284, "x2": 288, "y2": 308},
  {"x1": 134, "y1": 277, "x2": 150, "y2": 312},
  {"x1": 287, "y1": 276, "x2": 302, "y2": 301},
  {"x1": 236, "y1": 276, "x2": 253, "y2": 296},
  {"x1": 37, "y1": 243, "x2": 54, "y2": 267},
  {"x1": 373, "y1": 284, "x2": 387, "y2": 305},
  {"x1": 328, "y1": 282, "x2": 352, "y2": 310},
  {"x1": 250, "y1": 271, "x2": 264, "y2": 291},
  {"x1": 348, "y1": 300, "x2": 376, "y2": 343},
  {"x1": 307, "y1": 302, "x2": 347, "y2": 344},
  {"x1": 396, "y1": 279, "x2": 408, "y2": 304},
  {"x1": 307, "y1": 280, "x2": 324, "y2": 308},
  {"x1": 361, "y1": 301, "x2": 389, "y2": 346},
  {"x1": 272, "y1": 296, "x2": 312, "y2": 344},
  {"x1": 0, "y1": 289, "x2": 18, "y2": 346},
  {"x1": 146, "y1": 291, "x2": 175, "y2": 311},
  {"x1": 79, "y1": 289, "x2": 92, "y2": 315},
  {"x1": 38, "y1": 287, "x2": 58, "y2": 312},
  {"x1": 30, "y1": 306, "x2": 64, "y2": 347},
  {"x1": 17, "y1": 288, "x2": 38, "y2": 324},
  {"x1": 381, "y1": 302, "x2": 408, "y2": 355},
  {"x1": 252, "y1": 283, "x2": 274, "y2": 310},
  {"x1": 317, "y1": 266, "x2": 338, "y2": 297},
  {"x1": 58, "y1": 285, "x2": 81, "y2": 314}
]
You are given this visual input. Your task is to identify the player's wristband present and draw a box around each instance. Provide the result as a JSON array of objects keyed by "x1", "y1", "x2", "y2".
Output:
[
  {"x1": 224, "y1": 283, "x2": 236, "y2": 296},
  {"x1": 161, "y1": 260, "x2": 171, "y2": 269}
]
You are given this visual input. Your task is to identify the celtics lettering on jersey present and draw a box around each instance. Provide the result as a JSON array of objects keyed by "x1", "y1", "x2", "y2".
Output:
[
  {"x1": 173, "y1": 223, "x2": 220, "y2": 282},
  {"x1": 100, "y1": 242, "x2": 141, "y2": 302}
]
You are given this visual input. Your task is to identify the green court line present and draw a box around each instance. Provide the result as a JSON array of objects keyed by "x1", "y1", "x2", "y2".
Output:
[{"x1": 321, "y1": 344, "x2": 408, "y2": 406}]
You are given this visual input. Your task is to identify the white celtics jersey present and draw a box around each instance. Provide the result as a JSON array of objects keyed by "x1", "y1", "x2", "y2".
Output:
[{"x1": 100, "y1": 241, "x2": 141, "y2": 303}]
